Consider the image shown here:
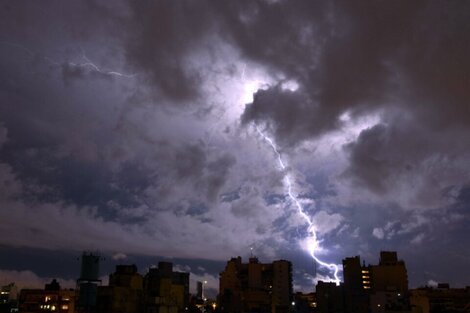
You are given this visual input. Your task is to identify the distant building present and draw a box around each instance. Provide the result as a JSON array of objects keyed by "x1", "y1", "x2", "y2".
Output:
[
  {"x1": 96, "y1": 264, "x2": 143, "y2": 313},
  {"x1": 410, "y1": 284, "x2": 470, "y2": 313},
  {"x1": 292, "y1": 292, "x2": 317, "y2": 313},
  {"x1": 196, "y1": 281, "x2": 203, "y2": 300},
  {"x1": 218, "y1": 256, "x2": 293, "y2": 313},
  {"x1": 143, "y1": 261, "x2": 189, "y2": 313},
  {"x1": 0, "y1": 282, "x2": 18, "y2": 313},
  {"x1": 316, "y1": 281, "x2": 344, "y2": 313},
  {"x1": 77, "y1": 252, "x2": 102, "y2": 312},
  {"x1": 317, "y1": 251, "x2": 409, "y2": 313},
  {"x1": 18, "y1": 280, "x2": 75, "y2": 313}
]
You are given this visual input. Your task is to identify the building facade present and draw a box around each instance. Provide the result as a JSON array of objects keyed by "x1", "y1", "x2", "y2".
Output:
[
  {"x1": 410, "y1": 284, "x2": 470, "y2": 313},
  {"x1": 18, "y1": 280, "x2": 75, "y2": 313},
  {"x1": 143, "y1": 262, "x2": 189, "y2": 313},
  {"x1": 218, "y1": 256, "x2": 293, "y2": 313},
  {"x1": 96, "y1": 264, "x2": 143, "y2": 313},
  {"x1": 317, "y1": 251, "x2": 409, "y2": 313}
]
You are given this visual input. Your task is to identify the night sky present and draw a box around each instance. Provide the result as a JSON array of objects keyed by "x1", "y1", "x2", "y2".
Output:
[{"x1": 1, "y1": 1, "x2": 470, "y2": 297}]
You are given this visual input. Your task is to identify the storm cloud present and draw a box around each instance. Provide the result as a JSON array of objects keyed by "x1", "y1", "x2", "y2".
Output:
[{"x1": 0, "y1": 0, "x2": 469, "y2": 291}]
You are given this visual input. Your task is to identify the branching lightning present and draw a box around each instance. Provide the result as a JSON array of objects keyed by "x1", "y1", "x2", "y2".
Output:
[
  {"x1": 65, "y1": 53, "x2": 136, "y2": 78},
  {"x1": 254, "y1": 123, "x2": 340, "y2": 285},
  {"x1": 0, "y1": 42, "x2": 135, "y2": 79},
  {"x1": 240, "y1": 66, "x2": 339, "y2": 283},
  {"x1": 240, "y1": 64, "x2": 339, "y2": 284}
]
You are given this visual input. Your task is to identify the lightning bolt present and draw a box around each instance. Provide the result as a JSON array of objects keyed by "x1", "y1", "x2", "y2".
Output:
[
  {"x1": 0, "y1": 42, "x2": 135, "y2": 79},
  {"x1": 255, "y1": 126, "x2": 340, "y2": 285},
  {"x1": 240, "y1": 65, "x2": 339, "y2": 283},
  {"x1": 65, "y1": 52, "x2": 136, "y2": 78}
]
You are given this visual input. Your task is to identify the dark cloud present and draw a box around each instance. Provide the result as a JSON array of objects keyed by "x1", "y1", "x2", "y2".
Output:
[
  {"x1": 343, "y1": 113, "x2": 470, "y2": 208},
  {"x1": 123, "y1": 1, "x2": 215, "y2": 102},
  {"x1": 234, "y1": 1, "x2": 470, "y2": 211},
  {"x1": 241, "y1": 85, "x2": 332, "y2": 146},
  {"x1": 1, "y1": 0, "x2": 470, "y2": 292},
  {"x1": 238, "y1": 0, "x2": 470, "y2": 146}
]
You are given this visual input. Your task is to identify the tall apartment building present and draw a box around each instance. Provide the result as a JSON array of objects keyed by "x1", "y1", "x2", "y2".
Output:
[
  {"x1": 143, "y1": 262, "x2": 189, "y2": 313},
  {"x1": 368, "y1": 251, "x2": 409, "y2": 313},
  {"x1": 218, "y1": 256, "x2": 293, "y2": 313},
  {"x1": 317, "y1": 251, "x2": 409, "y2": 313},
  {"x1": 0, "y1": 283, "x2": 18, "y2": 313},
  {"x1": 96, "y1": 264, "x2": 143, "y2": 313},
  {"x1": 342, "y1": 256, "x2": 369, "y2": 313}
]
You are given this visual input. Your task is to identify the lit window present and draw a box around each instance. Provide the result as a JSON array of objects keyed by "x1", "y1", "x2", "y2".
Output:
[{"x1": 61, "y1": 305, "x2": 69, "y2": 310}]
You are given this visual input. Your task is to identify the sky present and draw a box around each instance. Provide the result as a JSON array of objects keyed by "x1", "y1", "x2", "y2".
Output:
[{"x1": 1, "y1": 0, "x2": 470, "y2": 296}]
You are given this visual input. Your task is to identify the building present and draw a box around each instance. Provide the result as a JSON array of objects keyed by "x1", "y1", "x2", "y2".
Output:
[
  {"x1": 196, "y1": 281, "x2": 203, "y2": 300},
  {"x1": 18, "y1": 280, "x2": 75, "y2": 313},
  {"x1": 410, "y1": 284, "x2": 470, "y2": 313},
  {"x1": 371, "y1": 252, "x2": 408, "y2": 293},
  {"x1": 143, "y1": 261, "x2": 189, "y2": 313},
  {"x1": 342, "y1": 256, "x2": 369, "y2": 313},
  {"x1": 368, "y1": 251, "x2": 409, "y2": 313},
  {"x1": 218, "y1": 256, "x2": 293, "y2": 313},
  {"x1": 292, "y1": 292, "x2": 317, "y2": 313},
  {"x1": 96, "y1": 264, "x2": 143, "y2": 313},
  {"x1": 0, "y1": 283, "x2": 18, "y2": 313},
  {"x1": 316, "y1": 281, "x2": 344, "y2": 313},
  {"x1": 76, "y1": 252, "x2": 102, "y2": 312},
  {"x1": 317, "y1": 251, "x2": 409, "y2": 313}
]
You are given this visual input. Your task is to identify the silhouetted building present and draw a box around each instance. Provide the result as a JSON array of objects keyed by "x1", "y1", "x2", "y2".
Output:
[
  {"x1": 196, "y1": 281, "x2": 203, "y2": 300},
  {"x1": 0, "y1": 282, "x2": 18, "y2": 313},
  {"x1": 218, "y1": 256, "x2": 293, "y2": 313},
  {"x1": 369, "y1": 251, "x2": 409, "y2": 313},
  {"x1": 316, "y1": 281, "x2": 344, "y2": 313},
  {"x1": 343, "y1": 256, "x2": 369, "y2": 313},
  {"x1": 45, "y1": 279, "x2": 61, "y2": 291},
  {"x1": 77, "y1": 252, "x2": 102, "y2": 312},
  {"x1": 410, "y1": 284, "x2": 470, "y2": 313},
  {"x1": 317, "y1": 251, "x2": 409, "y2": 313},
  {"x1": 18, "y1": 280, "x2": 75, "y2": 313},
  {"x1": 143, "y1": 261, "x2": 189, "y2": 313},
  {"x1": 96, "y1": 264, "x2": 143, "y2": 313},
  {"x1": 293, "y1": 292, "x2": 317, "y2": 313}
]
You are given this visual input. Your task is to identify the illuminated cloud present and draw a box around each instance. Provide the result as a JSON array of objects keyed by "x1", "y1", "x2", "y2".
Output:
[{"x1": 0, "y1": 0, "x2": 469, "y2": 290}]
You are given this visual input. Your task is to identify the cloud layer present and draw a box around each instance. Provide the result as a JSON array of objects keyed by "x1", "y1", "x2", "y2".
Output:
[{"x1": 0, "y1": 0, "x2": 469, "y2": 290}]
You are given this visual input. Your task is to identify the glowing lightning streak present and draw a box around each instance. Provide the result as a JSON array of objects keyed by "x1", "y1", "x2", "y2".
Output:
[
  {"x1": 255, "y1": 126, "x2": 340, "y2": 285},
  {"x1": 240, "y1": 65, "x2": 339, "y2": 283},
  {"x1": 0, "y1": 42, "x2": 135, "y2": 79},
  {"x1": 71, "y1": 53, "x2": 136, "y2": 78}
]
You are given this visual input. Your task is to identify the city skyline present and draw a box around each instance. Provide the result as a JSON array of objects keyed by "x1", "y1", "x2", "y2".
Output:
[
  {"x1": 1, "y1": 0, "x2": 470, "y2": 295},
  {"x1": 4, "y1": 251, "x2": 469, "y2": 313}
]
